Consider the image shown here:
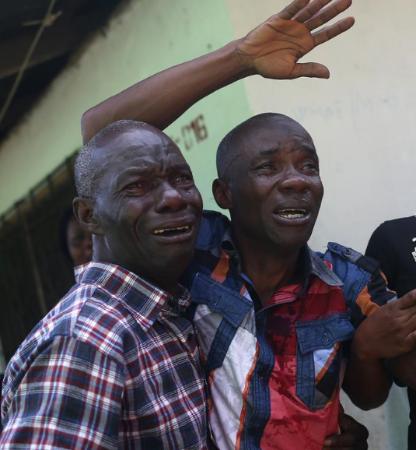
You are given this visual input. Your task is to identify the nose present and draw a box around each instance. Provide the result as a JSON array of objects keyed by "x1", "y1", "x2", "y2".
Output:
[
  {"x1": 278, "y1": 168, "x2": 309, "y2": 193},
  {"x1": 155, "y1": 182, "x2": 187, "y2": 212}
]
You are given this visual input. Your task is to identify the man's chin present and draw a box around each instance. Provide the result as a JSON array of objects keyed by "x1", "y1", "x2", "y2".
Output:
[
  {"x1": 269, "y1": 229, "x2": 313, "y2": 253},
  {"x1": 154, "y1": 245, "x2": 195, "y2": 274}
]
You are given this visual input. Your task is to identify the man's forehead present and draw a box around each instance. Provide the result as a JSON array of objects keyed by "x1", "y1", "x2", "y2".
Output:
[
  {"x1": 241, "y1": 129, "x2": 316, "y2": 159},
  {"x1": 105, "y1": 127, "x2": 174, "y2": 151},
  {"x1": 247, "y1": 117, "x2": 312, "y2": 141},
  {"x1": 108, "y1": 142, "x2": 183, "y2": 162},
  {"x1": 92, "y1": 128, "x2": 187, "y2": 185},
  {"x1": 98, "y1": 129, "x2": 183, "y2": 163}
]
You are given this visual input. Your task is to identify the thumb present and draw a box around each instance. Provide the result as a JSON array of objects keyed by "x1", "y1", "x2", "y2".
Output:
[{"x1": 291, "y1": 62, "x2": 330, "y2": 79}]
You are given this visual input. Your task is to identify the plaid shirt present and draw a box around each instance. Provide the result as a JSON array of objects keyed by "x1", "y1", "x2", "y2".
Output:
[{"x1": 1, "y1": 262, "x2": 207, "y2": 449}]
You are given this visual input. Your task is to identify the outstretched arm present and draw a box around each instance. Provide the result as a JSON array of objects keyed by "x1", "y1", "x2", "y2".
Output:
[{"x1": 81, "y1": 0, "x2": 354, "y2": 142}]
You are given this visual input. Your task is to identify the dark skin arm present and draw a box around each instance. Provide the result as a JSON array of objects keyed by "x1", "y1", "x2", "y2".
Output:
[
  {"x1": 388, "y1": 349, "x2": 416, "y2": 390},
  {"x1": 343, "y1": 344, "x2": 392, "y2": 411},
  {"x1": 343, "y1": 289, "x2": 416, "y2": 409},
  {"x1": 81, "y1": 0, "x2": 355, "y2": 143},
  {"x1": 324, "y1": 412, "x2": 369, "y2": 450}
]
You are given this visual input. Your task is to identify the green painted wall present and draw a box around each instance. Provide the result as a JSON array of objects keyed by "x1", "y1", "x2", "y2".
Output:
[{"x1": 0, "y1": 0, "x2": 252, "y2": 214}]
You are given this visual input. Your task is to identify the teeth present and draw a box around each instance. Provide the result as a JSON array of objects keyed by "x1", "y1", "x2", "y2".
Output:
[
  {"x1": 153, "y1": 225, "x2": 191, "y2": 235},
  {"x1": 280, "y1": 213, "x2": 304, "y2": 219},
  {"x1": 278, "y1": 209, "x2": 307, "y2": 219}
]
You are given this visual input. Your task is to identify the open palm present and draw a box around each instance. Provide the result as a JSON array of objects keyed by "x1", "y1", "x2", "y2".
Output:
[{"x1": 237, "y1": 0, "x2": 354, "y2": 79}]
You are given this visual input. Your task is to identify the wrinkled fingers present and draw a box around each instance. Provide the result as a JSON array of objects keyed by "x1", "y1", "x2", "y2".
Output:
[
  {"x1": 277, "y1": 0, "x2": 310, "y2": 20},
  {"x1": 305, "y1": 0, "x2": 353, "y2": 31},
  {"x1": 313, "y1": 16, "x2": 354, "y2": 46}
]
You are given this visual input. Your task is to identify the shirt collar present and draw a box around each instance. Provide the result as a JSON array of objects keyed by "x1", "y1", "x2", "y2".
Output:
[
  {"x1": 199, "y1": 213, "x2": 343, "y2": 288},
  {"x1": 74, "y1": 262, "x2": 192, "y2": 331},
  {"x1": 308, "y1": 248, "x2": 343, "y2": 287},
  {"x1": 219, "y1": 232, "x2": 342, "y2": 288}
]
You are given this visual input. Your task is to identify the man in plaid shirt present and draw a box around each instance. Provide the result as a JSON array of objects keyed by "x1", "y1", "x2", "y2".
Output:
[{"x1": 0, "y1": 121, "x2": 207, "y2": 449}]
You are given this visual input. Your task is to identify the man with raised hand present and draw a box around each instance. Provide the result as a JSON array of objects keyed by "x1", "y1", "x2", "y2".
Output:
[{"x1": 82, "y1": 0, "x2": 416, "y2": 449}]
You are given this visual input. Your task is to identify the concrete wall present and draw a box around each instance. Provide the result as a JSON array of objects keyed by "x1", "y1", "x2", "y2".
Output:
[{"x1": 1, "y1": 0, "x2": 414, "y2": 448}]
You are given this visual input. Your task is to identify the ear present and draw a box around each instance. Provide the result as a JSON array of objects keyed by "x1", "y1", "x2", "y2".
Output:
[
  {"x1": 73, "y1": 197, "x2": 104, "y2": 235},
  {"x1": 212, "y1": 178, "x2": 232, "y2": 210}
]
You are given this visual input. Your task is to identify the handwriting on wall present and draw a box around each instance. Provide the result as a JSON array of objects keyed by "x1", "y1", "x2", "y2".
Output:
[{"x1": 170, "y1": 114, "x2": 208, "y2": 151}]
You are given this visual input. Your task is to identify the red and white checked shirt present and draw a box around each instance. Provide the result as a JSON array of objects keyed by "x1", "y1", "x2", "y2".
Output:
[{"x1": 0, "y1": 262, "x2": 207, "y2": 449}]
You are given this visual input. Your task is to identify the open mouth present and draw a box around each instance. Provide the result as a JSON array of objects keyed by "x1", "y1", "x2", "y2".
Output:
[
  {"x1": 152, "y1": 225, "x2": 192, "y2": 237},
  {"x1": 276, "y1": 208, "x2": 309, "y2": 220}
]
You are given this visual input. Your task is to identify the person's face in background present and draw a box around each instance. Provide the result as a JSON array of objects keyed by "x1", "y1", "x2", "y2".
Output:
[{"x1": 66, "y1": 216, "x2": 92, "y2": 266}]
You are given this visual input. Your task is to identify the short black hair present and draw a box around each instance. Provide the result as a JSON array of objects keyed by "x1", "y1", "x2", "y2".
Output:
[
  {"x1": 216, "y1": 113, "x2": 310, "y2": 179},
  {"x1": 74, "y1": 119, "x2": 147, "y2": 198}
]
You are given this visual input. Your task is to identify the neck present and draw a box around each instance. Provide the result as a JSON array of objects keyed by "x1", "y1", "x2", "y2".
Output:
[
  {"x1": 234, "y1": 234, "x2": 301, "y2": 304},
  {"x1": 92, "y1": 246, "x2": 182, "y2": 296}
]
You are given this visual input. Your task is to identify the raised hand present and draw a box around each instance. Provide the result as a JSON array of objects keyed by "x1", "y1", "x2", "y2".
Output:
[{"x1": 236, "y1": 0, "x2": 354, "y2": 79}]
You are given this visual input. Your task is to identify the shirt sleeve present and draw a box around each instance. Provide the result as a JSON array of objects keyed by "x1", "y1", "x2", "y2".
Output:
[
  {"x1": 349, "y1": 262, "x2": 397, "y2": 329},
  {"x1": 0, "y1": 335, "x2": 125, "y2": 449},
  {"x1": 343, "y1": 223, "x2": 398, "y2": 328}
]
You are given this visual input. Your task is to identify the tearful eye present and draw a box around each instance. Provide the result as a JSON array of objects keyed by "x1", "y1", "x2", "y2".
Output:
[
  {"x1": 255, "y1": 162, "x2": 275, "y2": 172},
  {"x1": 124, "y1": 180, "x2": 150, "y2": 195},
  {"x1": 253, "y1": 163, "x2": 277, "y2": 177},
  {"x1": 302, "y1": 161, "x2": 319, "y2": 173},
  {"x1": 174, "y1": 174, "x2": 194, "y2": 186}
]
